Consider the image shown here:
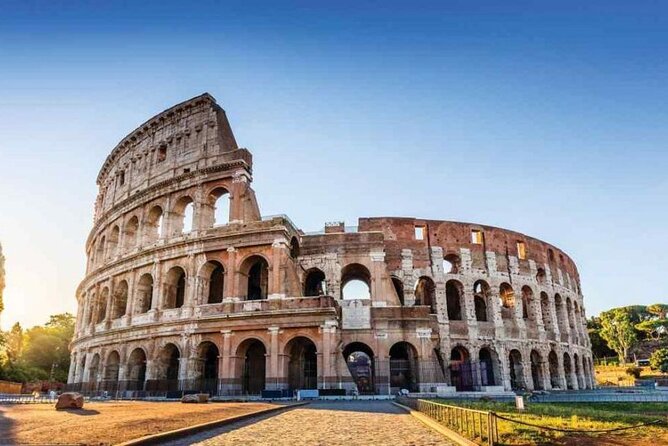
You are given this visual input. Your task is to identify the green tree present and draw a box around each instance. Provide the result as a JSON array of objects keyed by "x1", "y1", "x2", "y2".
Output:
[
  {"x1": 599, "y1": 308, "x2": 637, "y2": 364},
  {"x1": 21, "y1": 313, "x2": 74, "y2": 383},
  {"x1": 649, "y1": 348, "x2": 668, "y2": 374},
  {"x1": 5, "y1": 322, "x2": 23, "y2": 361}
]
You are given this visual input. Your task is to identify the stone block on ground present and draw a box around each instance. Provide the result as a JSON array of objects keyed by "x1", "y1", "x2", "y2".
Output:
[
  {"x1": 55, "y1": 392, "x2": 84, "y2": 410},
  {"x1": 181, "y1": 393, "x2": 209, "y2": 403}
]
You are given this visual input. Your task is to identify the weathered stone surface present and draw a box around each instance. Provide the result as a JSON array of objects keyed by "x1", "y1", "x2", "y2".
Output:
[
  {"x1": 55, "y1": 392, "x2": 84, "y2": 410},
  {"x1": 67, "y1": 94, "x2": 593, "y2": 397},
  {"x1": 182, "y1": 393, "x2": 209, "y2": 404}
]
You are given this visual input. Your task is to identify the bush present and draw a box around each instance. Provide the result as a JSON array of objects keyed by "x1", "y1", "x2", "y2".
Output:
[
  {"x1": 625, "y1": 366, "x2": 642, "y2": 379},
  {"x1": 649, "y1": 348, "x2": 668, "y2": 373}
]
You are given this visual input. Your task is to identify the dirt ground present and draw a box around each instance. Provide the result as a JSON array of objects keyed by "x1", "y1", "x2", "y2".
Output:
[{"x1": 0, "y1": 401, "x2": 276, "y2": 445}]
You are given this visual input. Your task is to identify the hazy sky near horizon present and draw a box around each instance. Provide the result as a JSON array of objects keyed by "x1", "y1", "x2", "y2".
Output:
[{"x1": 0, "y1": 1, "x2": 667, "y2": 330}]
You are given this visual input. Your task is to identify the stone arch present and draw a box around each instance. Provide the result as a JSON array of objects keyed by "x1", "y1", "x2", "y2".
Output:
[
  {"x1": 341, "y1": 263, "x2": 371, "y2": 300},
  {"x1": 508, "y1": 349, "x2": 525, "y2": 390},
  {"x1": 164, "y1": 266, "x2": 186, "y2": 309},
  {"x1": 536, "y1": 267, "x2": 547, "y2": 285},
  {"x1": 285, "y1": 336, "x2": 318, "y2": 390},
  {"x1": 573, "y1": 352, "x2": 583, "y2": 389},
  {"x1": 414, "y1": 276, "x2": 436, "y2": 313},
  {"x1": 208, "y1": 186, "x2": 230, "y2": 227},
  {"x1": 499, "y1": 283, "x2": 515, "y2": 319},
  {"x1": 195, "y1": 341, "x2": 219, "y2": 394},
  {"x1": 443, "y1": 253, "x2": 461, "y2": 274},
  {"x1": 239, "y1": 255, "x2": 269, "y2": 300},
  {"x1": 540, "y1": 292, "x2": 552, "y2": 331},
  {"x1": 199, "y1": 261, "x2": 225, "y2": 304},
  {"x1": 566, "y1": 297, "x2": 575, "y2": 330},
  {"x1": 304, "y1": 268, "x2": 326, "y2": 297},
  {"x1": 343, "y1": 342, "x2": 375, "y2": 394},
  {"x1": 548, "y1": 350, "x2": 560, "y2": 389},
  {"x1": 126, "y1": 347, "x2": 147, "y2": 391},
  {"x1": 450, "y1": 346, "x2": 472, "y2": 391},
  {"x1": 478, "y1": 346, "x2": 500, "y2": 386},
  {"x1": 155, "y1": 343, "x2": 181, "y2": 390},
  {"x1": 554, "y1": 294, "x2": 566, "y2": 333},
  {"x1": 290, "y1": 237, "x2": 300, "y2": 259},
  {"x1": 96, "y1": 287, "x2": 109, "y2": 323},
  {"x1": 96, "y1": 236, "x2": 106, "y2": 265},
  {"x1": 123, "y1": 215, "x2": 139, "y2": 251},
  {"x1": 236, "y1": 338, "x2": 267, "y2": 395},
  {"x1": 104, "y1": 350, "x2": 121, "y2": 382},
  {"x1": 521, "y1": 286, "x2": 534, "y2": 320},
  {"x1": 108, "y1": 225, "x2": 120, "y2": 258},
  {"x1": 135, "y1": 273, "x2": 153, "y2": 314},
  {"x1": 172, "y1": 195, "x2": 195, "y2": 235},
  {"x1": 474, "y1": 280, "x2": 491, "y2": 322},
  {"x1": 145, "y1": 205, "x2": 164, "y2": 241},
  {"x1": 88, "y1": 353, "x2": 101, "y2": 382},
  {"x1": 530, "y1": 350, "x2": 544, "y2": 390},
  {"x1": 391, "y1": 276, "x2": 405, "y2": 305},
  {"x1": 563, "y1": 352, "x2": 574, "y2": 389},
  {"x1": 445, "y1": 280, "x2": 464, "y2": 320},
  {"x1": 389, "y1": 341, "x2": 419, "y2": 392},
  {"x1": 112, "y1": 280, "x2": 128, "y2": 319}
]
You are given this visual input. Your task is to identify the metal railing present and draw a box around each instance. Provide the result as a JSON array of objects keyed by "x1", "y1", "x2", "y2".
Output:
[{"x1": 397, "y1": 397, "x2": 498, "y2": 445}]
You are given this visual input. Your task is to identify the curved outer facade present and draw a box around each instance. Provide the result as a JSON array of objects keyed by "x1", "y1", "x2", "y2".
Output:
[{"x1": 69, "y1": 94, "x2": 594, "y2": 396}]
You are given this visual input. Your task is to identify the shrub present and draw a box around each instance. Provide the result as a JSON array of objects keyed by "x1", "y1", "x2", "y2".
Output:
[
  {"x1": 625, "y1": 366, "x2": 642, "y2": 379},
  {"x1": 649, "y1": 348, "x2": 668, "y2": 373}
]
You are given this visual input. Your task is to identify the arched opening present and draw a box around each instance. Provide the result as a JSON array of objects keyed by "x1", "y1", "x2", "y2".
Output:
[
  {"x1": 415, "y1": 276, "x2": 436, "y2": 313},
  {"x1": 241, "y1": 256, "x2": 269, "y2": 300},
  {"x1": 389, "y1": 342, "x2": 419, "y2": 392},
  {"x1": 155, "y1": 343, "x2": 180, "y2": 392},
  {"x1": 446, "y1": 280, "x2": 463, "y2": 320},
  {"x1": 196, "y1": 341, "x2": 219, "y2": 394},
  {"x1": 96, "y1": 236, "x2": 106, "y2": 265},
  {"x1": 286, "y1": 337, "x2": 318, "y2": 390},
  {"x1": 499, "y1": 283, "x2": 515, "y2": 319},
  {"x1": 96, "y1": 287, "x2": 109, "y2": 323},
  {"x1": 145, "y1": 206, "x2": 163, "y2": 241},
  {"x1": 108, "y1": 226, "x2": 120, "y2": 258},
  {"x1": 172, "y1": 196, "x2": 195, "y2": 235},
  {"x1": 127, "y1": 348, "x2": 147, "y2": 391},
  {"x1": 479, "y1": 347, "x2": 499, "y2": 386},
  {"x1": 555, "y1": 294, "x2": 565, "y2": 333},
  {"x1": 88, "y1": 354, "x2": 100, "y2": 383},
  {"x1": 164, "y1": 267, "x2": 186, "y2": 309},
  {"x1": 540, "y1": 292, "x2": 551, "y2": 330},
  {"x1": 391, "y1": 277, "x2": 405, "y2": 305},
  {"x1": 474, "y1": 281, "x2": 490, "y2": 322},
  {"x1": 343, "y1": 342, "x2": 375, "y2": 394},
  {"x1": 566, "y1": 298, "x2": 575, "y2": 330},
  {"x1": 443, "y1": 253, "x2": 461, "y2": 274},
  {"x1": 135, "y1": 273, "x2": 154, "y2": 314},
  {"x1": 536, "y1": 268, "x2": 546, "y2": 285},
  {"x1": 304, "y1": 268, "x2": 326, "y2": 297},
  {"x1": 563, "y1": 353, "x2": 574, "y2": 389},
  {"x1": 112, "y1": 280, "x2": 128, "y2": 319},
  {"x1": 210, "y1": 187, "x2": 230, "y2": 226},
  {"x1": 530, "y1": 350, "x2": 544, "y2": 390},
  {"x1": 521, "y1": 286, "x2": 533, "y2": 320},
  {"x1": 573, "y1": 353, "x2": 583, "y2": 389},
  {"x1": 290, "y1": 237, "x2": 300, "y2": 259},
  {"x1": 200, "y1": 261, "x2": 225, "y2": 304},
  {"x1": 239, "y1": 339, "x2": 266, "y2": 395},
  {"x1": 104, "y1": 351, "x2": 120, "y2": 385},
  {"x1": 341, "y1": 263, "x2": 371, "y2": 300},
  {"x1": 450, "y1": 346, "x2": 473, "y2": 391},
  {"x1": 548, "y1": 350, "x2": 560, "y2": 389},
  {"x1": 123, "y1": 216, "x2": 139, "y2": 251},
  {"x1": 508, "y1": 349, "x2": 525, "y2": 391}
]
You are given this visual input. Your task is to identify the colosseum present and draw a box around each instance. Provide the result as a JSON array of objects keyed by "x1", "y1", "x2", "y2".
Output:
[{"x1": 67, "y1": 93, "x2": 594, "y2": 397}]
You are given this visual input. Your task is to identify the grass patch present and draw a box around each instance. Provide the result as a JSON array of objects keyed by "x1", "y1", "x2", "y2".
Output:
[{"x1": 433, "y1": 400, "x2": 668, "y2": 445}]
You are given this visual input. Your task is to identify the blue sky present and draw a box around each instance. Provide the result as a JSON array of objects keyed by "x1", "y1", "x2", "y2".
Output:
[{"x1": 0, "y1": 1, "x2": 666, "y2": 329}]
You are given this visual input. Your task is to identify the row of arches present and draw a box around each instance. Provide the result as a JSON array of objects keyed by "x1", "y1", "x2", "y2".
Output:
[{"x1": 89, "y1": 187, "x2": 231, "y2": 269}]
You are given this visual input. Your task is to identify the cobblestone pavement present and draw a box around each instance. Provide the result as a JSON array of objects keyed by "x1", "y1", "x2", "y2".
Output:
[{"x1": 161, "y1": 400, "x2": 452, "y2": 446}]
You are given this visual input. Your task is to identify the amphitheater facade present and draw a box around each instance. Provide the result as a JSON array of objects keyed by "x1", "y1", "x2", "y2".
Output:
[{"x1": 68, "y1": 93, "x2": 594, "y2": 396}]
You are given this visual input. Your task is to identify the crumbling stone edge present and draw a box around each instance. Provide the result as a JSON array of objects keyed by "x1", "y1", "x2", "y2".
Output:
[
  {"x1": 117, "y1": 402, "x2": 309, "y2": 446},
  {"x1": 392, "y1": 402, "x2": 477, "y2": 446}
]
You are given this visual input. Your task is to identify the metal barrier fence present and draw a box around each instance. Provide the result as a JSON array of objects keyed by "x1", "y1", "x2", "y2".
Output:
[
  {"x1": 397, "y1": 397, "x2": 498, "y2": 445},
  {"x1": 0, "y1": 393, "x2": 57, "y2": 404}
]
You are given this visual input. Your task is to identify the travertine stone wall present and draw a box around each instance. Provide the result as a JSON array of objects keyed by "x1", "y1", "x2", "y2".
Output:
[{"x1": 69, "y1": 94, "x2": 594, "y2": 394}]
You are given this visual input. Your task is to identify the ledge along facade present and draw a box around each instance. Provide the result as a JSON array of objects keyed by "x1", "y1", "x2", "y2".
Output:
[{"x1": 68, "y1": 94, "x2": 594, "y2": 396}]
